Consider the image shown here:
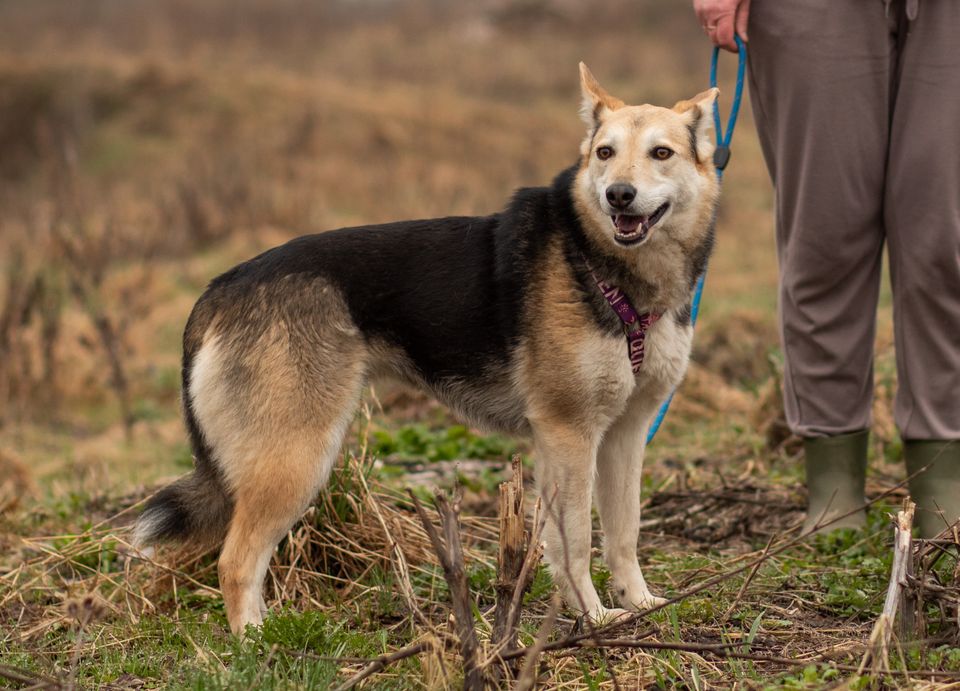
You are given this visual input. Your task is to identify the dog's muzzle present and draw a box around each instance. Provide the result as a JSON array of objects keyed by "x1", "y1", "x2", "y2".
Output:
[{"x1": 611, "y1": 202, "x2": 670, "y2": 245}]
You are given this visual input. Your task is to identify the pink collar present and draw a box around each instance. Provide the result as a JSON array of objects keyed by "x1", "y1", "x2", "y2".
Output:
[{"x1": 586, "y1": 264, "x2": 662, "y2": 374}]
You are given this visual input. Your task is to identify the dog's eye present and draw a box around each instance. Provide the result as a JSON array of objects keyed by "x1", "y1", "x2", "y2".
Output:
[
  {"x1": 596, "y1": 146, "x2": 614, "y2": 161},
  {"x1": 652, "y1": 147, "x2": 674, "y2": 161}
]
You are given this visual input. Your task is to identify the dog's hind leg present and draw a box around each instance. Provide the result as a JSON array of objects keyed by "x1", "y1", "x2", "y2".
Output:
[
  {"x1": 595, "y1": 397, "x2": 667, "y2": 612},
  {"x1": 218, "y1": 462, "x2": 314, "y2": 634},
  {"x1": 184, "y1": 277, "x2": 370, "y2": 634},
  {"x1": 217, "y1": 402, "x2": 357, "y2": 635}
]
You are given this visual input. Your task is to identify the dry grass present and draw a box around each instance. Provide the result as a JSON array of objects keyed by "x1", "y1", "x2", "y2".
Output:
[
  {"x1": 0, "y1": 445, "x2": 491, "y2": 641},
  {"x1": 3, "y1": 438, "x2": 957, "y2": 688}
]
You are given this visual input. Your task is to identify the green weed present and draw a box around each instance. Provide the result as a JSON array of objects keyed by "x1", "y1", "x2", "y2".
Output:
[{"x1": 371, "y1": 424, "x2": 518, "y2": 462}]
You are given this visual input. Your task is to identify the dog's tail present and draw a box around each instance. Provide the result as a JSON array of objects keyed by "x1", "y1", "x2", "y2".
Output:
[{"x1": 133, "y1": 465, "x2": 233, "y2": 550}]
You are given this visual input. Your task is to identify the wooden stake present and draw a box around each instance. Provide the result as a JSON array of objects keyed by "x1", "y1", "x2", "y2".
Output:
[
  {"x1": 492, "y1": 455, "x2": 527, "y2": 654},
  {"x1": 859, "y1": 499, "x2": 916, "y2": 675}
]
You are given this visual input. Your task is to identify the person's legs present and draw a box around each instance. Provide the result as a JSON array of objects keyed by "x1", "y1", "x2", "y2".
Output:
[
  {"x1": 747, "y1": 0, "x2": 893, "y2": 530},
  {"x1": 885, "y1": 0, "x2": 960, "y2": 537}
]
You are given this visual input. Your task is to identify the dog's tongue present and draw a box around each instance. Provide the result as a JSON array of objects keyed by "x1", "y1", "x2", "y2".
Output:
[{"x1": 614, "y1": 215, "x2": 645, "y2": 234}]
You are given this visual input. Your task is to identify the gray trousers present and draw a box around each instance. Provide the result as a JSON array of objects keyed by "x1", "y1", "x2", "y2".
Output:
[{"x1": 747, "y1": 0, "x2": 960, "y2": 440}]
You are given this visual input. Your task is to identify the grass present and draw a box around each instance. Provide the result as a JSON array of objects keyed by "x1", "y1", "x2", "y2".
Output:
[
  {"x1": 3, "y1": 440, "x2": 948, "y2": 688},
  {"x1": 0, "y1": 0, "x2": 954, "y2": 688},
  {"x1": 371, "y1": 424, "x2": 520, "y2": 465}
]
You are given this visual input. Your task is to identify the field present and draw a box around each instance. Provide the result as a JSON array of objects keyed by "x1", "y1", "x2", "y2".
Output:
[{"x1": 0, "y1": 1, "x2": 956, "y2": 688}]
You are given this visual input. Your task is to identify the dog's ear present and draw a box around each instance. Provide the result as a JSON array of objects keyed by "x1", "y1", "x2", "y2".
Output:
[
  {"x1": 579, "y1": 62, "x2": 624, "y2": 128},
  {"x1": 673, "y1": 88, "x2": 719, "y2": 165}
]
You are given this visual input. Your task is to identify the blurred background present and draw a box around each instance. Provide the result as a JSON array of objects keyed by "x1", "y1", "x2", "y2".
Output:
[{"x1": 0, "y1": 0, "x2": 898, "y2": 501}]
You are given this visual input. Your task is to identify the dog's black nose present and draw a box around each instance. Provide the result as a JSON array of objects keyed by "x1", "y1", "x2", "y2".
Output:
[{"x1": 605, "y1": 183, "x2": 636, "y2": 210}]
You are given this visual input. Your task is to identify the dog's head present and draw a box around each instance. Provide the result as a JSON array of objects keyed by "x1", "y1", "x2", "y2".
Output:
[{"x1": 573, "y1": 63, "x2": 720, "y2": 251}]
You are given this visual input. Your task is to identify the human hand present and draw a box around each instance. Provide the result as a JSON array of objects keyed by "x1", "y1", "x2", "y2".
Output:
[{"x1": 693, "y1": 0, "x2": 750, "y2": 52}]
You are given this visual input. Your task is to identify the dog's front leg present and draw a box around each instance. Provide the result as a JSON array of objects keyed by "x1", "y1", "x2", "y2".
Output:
[
  {"x1": 532, "y1": 421, "x2": 622, "y2": 623},
  {"x1": 595, "y1": 402, "x2": 668, "y2": 612}
]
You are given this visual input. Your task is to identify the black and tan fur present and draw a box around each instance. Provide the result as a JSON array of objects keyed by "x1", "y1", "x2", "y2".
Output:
[{"x1": 135, "y1": 65, "x2": 721, "y2": 633}]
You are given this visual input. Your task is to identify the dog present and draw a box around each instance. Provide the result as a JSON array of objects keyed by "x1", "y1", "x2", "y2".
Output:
[{"x1": 134, "y1": 64, "x2": 720, "y2": 634}]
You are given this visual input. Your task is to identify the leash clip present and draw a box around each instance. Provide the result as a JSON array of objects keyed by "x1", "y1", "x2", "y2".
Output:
[{"x1": 712, "y1": 145, "x2": 731, "y2": 171}]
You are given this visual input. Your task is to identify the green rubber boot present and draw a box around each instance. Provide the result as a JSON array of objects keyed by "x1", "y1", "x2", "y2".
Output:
[
  {"x1": 802, "y1": 430, "x2": 869, "y2": 534},
  {"x1": 904, "y1": 440, "x2": 960, "y2": 539}
]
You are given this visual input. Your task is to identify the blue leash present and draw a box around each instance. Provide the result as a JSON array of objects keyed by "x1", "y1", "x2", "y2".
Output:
[{"x1": 646, "y1": 35, "x2": 747, "y2": 444}]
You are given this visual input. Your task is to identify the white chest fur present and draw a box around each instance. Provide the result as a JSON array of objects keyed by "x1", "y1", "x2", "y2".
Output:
[
  {"x1": 636, "y1": 314, "x2": 693, "y2": 399},
  {"x1": 566, "y1": 313, "x2": 693, "y2": 430}
]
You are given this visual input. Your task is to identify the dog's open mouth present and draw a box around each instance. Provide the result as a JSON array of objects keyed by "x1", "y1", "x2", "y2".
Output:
[{"x1": 611, "y1": 202, "x2": 670, "y2": 245}]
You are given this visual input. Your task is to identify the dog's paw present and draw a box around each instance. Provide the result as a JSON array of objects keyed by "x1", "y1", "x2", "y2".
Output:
[
  {"x1": 613, "y1": 570, "x2": 666, "y2": 612},
  {"x1": 620, "y1": 592, "x2": 668, "y2": 612},
  {"x1": 585, "y1": 606, "x2": 632, "y2": 627}
]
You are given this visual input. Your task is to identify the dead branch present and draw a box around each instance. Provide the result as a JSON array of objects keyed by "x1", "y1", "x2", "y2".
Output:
[
  {"x1": 409, "y1": 488, "x2": 484, "y2": 691},
  {"x1": 0, "y1": 663, "x2": 63, "y2": 689},
  {"x1": 515, "y1": 594, "x2": 560, "y2": 691},
  {"x1": 487, "y1": 458, "x2": 546, "y2": 684},
  {"x1": 722, "y1": 532, "x2": 775, "y2": 621},
  {"x1": 637, "y1": 502, "x2": 709, "y2": 531},
  {"x1": 912, "y1": 518, "x2": 960, "y2": 641},
  {"x1": 508, "y1": 632, "x2": 960, "y2": 681},
  {"x1": 858, "y1": 500, "x2": 915, "y2": 675},
  {"x1": 491, "y1": 456, "x2": 537, "y2": 656},
  {"x1": 505, "y1": 496, "x2": 545, "y2": 635},
  {"x1": 332, "y1": 640, "x2": 431, "y2": 691}
]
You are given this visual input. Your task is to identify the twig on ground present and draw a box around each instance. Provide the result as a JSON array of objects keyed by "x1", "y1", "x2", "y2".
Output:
[
  {"x1": 515, "y1": 594, "x2": 560, "y2": 691},
  {"x1": 0, "y1": 663, "x2": 63, "y2": 689},
  {"x1": 637, "y1": 502, "x2": 709, "y2": 531},
  {"x1": 332, "y1": 641, "x2": 431, "y2": 691},
  {"x1": 911, "y1": 518, "x2": 960, "y2": 641},
  {"x1": 246, "y1": 643, "x2": 279, "y2": 691},
  {"x1": 409, "y1": 487, "x2": 485, "y2": 691},
  {"x1": 722, "y1": 532, "x2": 776, "y2": 621}
]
